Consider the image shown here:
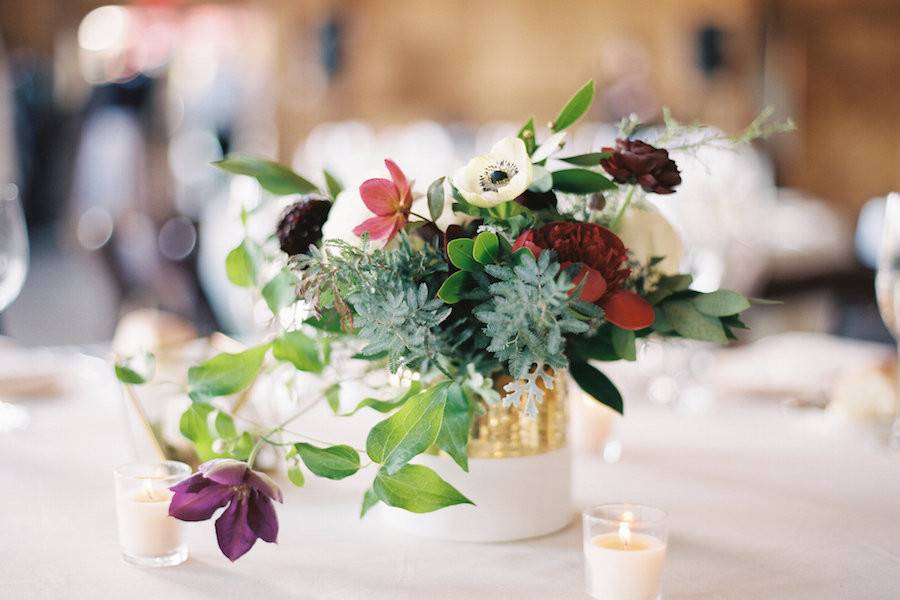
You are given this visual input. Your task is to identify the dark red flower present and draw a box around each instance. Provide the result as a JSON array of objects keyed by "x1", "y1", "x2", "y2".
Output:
[
  {"x1": 600, "y1": 139, "x2": 681, "y2": 194},
  {"x1": 512, "y1": 222, "x2": 654, "y2": 330},
  {"x1": 276, "y1": 195, "x2": 332, "y2": 256}
]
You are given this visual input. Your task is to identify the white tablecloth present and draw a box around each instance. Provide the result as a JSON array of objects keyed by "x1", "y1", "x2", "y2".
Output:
[{"x1": 2, "y1": 346, "x2": 900, "y2": 600}]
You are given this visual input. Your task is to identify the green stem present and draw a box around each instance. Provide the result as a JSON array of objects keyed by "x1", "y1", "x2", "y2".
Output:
[
  {"x1": 610, "y1": 185, "x2": 636, "y2": 232},
  {"x1": 408, "y1": 211, "x2": 434, "y2": 223},
  {"x1": 246, "y1": 438, "x2": 265, "y2": 469}
]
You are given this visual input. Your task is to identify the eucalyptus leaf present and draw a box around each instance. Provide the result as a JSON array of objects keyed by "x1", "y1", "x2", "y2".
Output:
[
  {"x1": 610, "y1": 327, "x2": 637, "y2": 361},
  {"x1": 552, "y1": 80, "x2": 595, "y2": 132},
  {"x1": 323, "y1": 169, "x2": 343, "y2": 199},
  {"x1": 435, "y1": 383, "x2": 471, "y2": 472},
  {"x1": 552, "y1": 169, "x2": 616, "y2": 194},
  {"x1": 373, "y1": 464, "x2": 473, "y2": 513},
  {"x1": 187, "y1": 344, "x2": 270, "y2": 400},
  {"x1": 360, "y1": 487, "x2": 380, "y2": 518},
  {"x1": 215, "y1": 155, "x2": 319, "y2": 195},
  {"x1": 558, "y1": 152, "x2": 610, "y2": 166},
  {"x1": 447, "y1": 238, "x2": 479, "y2": 272},
  {"x1": 570, "y1": 359, "x2": 624, "y2": 414},
  {"x1": 662, "y1": 299, "x2": 728, "y2": 343},
  {"x1": 293, "y1": 442, "x2": 360, "y2": 480},
  {"x1": 261, "y1": 269, "x2": 296, "y2": 314},
  {"x1": 366, "y1": 381, "x2": 450, "y2": 474},
  {"x1": 437, "y1": 271, "x2": 471, "y2": 304},
  {"x1": 472, "y1": 231, "x2": 500, "y2": 265},
  {"x1": 692, "y1": 289, "x2": 750, "y2": 317},
  {"x1": 341, "y1": 381, "x2": 423, "y2": 416},
  {"x1": 427, "y1": 177, "x2": 446, "y2": 221},
  {"x1": 225, "y1": 240, "x2": 261, "y2": 288},
  {"x1": 272, "y1": 330, "x2": 325, "y2": 373}
]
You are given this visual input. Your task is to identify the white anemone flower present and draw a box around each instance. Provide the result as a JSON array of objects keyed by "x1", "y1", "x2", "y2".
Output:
[{"x1": 452, "y1": 137, "x2": 533, "y2": 208}]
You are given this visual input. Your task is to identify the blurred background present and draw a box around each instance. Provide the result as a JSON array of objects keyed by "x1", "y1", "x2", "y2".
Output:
[{"x1": 0, "y1": 0, "x2": 898, "y2": 347}]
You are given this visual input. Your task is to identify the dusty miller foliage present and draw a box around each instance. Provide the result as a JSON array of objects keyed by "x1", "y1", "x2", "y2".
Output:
[{"x1": 476, "y1": 250, "x2": 589, "y2": 380}]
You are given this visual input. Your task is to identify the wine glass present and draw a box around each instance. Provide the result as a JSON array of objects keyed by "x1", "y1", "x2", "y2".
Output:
[
  {"x1": 0, "y1": 183, "x2": 30, "y2": 432},
  {"x1": 875, "y1": 192, "x2": 900, "y2": 449}
]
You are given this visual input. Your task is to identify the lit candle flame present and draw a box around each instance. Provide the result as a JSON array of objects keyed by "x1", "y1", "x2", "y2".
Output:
[
  {"x1": 141, "y1": 477, "x2": 154, "y2": 501},
  {"x1": 618, "y1": 520, "x2": 632, "y2": 547}
]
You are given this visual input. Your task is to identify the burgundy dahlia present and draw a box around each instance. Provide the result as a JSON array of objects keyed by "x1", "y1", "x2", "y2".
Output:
[
  {"x1": 600, "y1": 139, "x2": 681, "y2": 194},
  {"x1": 513, "y1": 222, "x2": 654, "y2": 330},
  {"x1": 276, "y1": 195, "x2": 332, "y2": 256},
  {"x1": 169, "y1": 459, "x2": 283, "y2": 561}
]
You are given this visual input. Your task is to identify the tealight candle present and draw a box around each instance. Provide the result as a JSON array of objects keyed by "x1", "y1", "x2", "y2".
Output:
[
  {"x1": 583, "y1": 504, "x2": 668, "y2": 600},
  {"x1": 114, "y1": 461, "x2": 190, "y2": 567}
]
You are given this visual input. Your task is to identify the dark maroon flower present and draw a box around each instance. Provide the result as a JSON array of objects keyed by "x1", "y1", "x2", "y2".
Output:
[
  {"x1": 600, "y1": 139, "x2": 681, "y2": 194},
  {"x1": 512, "y1": 222, "x2": 654, "y2": 330},
  {"x1": 169, "y1": 459, "x2": 283, "y2": 561},
  {"x1": 277, "y1": 195, "x2": 332, "y2": 256}
]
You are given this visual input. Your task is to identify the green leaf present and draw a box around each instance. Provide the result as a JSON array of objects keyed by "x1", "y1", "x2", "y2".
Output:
[
  {"x1": 437, "y1": 271, "x2": 472, "y2": 304},
  {"x1": 187, "y1": 344, "x2": 270, "y2": 399},
  {"x1": 517, "y1": 117, "x2": 537, "y2": 154},
  {"x1": 215, "y1": 155, "x2": 319, "y2": 195},
  {"x1": 570, "y1": 359, "x2": 624, "y2": 414},
  {"x1": 692, "y1": 289, "x2": 751, "y2": 317},
  {"x1": 610, "y1": 327, "x2": 637, "y2": 361},
  {"x1": 231, "y1": 432, "x2": 254, "y2": 460},
  {"x1": 225, "y1": 240, "x2": 261, "y2": 288},
  {"x1": 552, "y1": 80, "x2": 595, "y2": 132},
  {"x1": 324, "y1": 383, "x2": 341, "y2": 413},
  {"x1": 373, "y1": 464, "x2": 473, "y2": 513},
  {"x1": 293, "y1": 442, "x2": 361, "y2": 480},
  {"x1": 568, "y1": 335, "x2": 619, "y2": 362},
  {"x1": 341, "y1": 381, "x2": 423, "y2": 416},
  {"x1": 366, "y1": 381, "x2": 450, "y2": 474},
  {"x1": 272, "y1": 330, "x2": 325, "y2": 373},
  {"x1": 447, "y1": 238, "x2": 479, "y2": 272},
  {"x1": 115, "y1": 352, "x2": 156, "y2": 385},
  {"x1": 213, "y1": 410, "x2": 237, "y2": 438},
  {"x1": 360, "y1": 487, "x2": 380, "y2": 518},
  {"x1": 304, "y1": 308, "x2": 345, "y2": 333},
  {"x1": 261, "y1": 269, "x2": 296, "y2": 314},
  {"x1": 646, "y1": 274, "x2": 694, "y2": 304},
  {"x1": 472, "y1": 231, "x2": 500, "y2": 264},
  {"x1": 662, "y1": 299, "x2": 728, "y2": 343},
  {"x1": 287, "y1": 466, "x2": 305, "y2": 487},
  {"x1": 551, "y1": 169, "x2": 616, "y2": 194},
  {"x1": 652, "y1": 306, "x2": 675, "y2": 334},
  {"x1": 558, "y1": 152, "x2": 610, "y2": 166},
  {"x1": 427, "y1": 177, "x2": 446, "y2": 221},
  {"x1": 435, "y1": 383, "x2": 471, "y2": 472},
  {"x1": 179, "y1": 403, "x2": 222, "y2": 461},
  {"x1": 323, "y1": 169, "x2": 343, "y2": 199}
]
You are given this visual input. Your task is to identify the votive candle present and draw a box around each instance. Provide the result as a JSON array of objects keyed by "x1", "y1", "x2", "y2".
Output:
[
  {"x1": 583, "y1": 504, "x2": 668, "y2": 600},
  {"x1": 114, "y1": 461, "x2": 190, "y2": 567}
]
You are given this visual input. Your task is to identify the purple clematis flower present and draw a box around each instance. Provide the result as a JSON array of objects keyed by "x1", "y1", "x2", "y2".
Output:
[{"x1": 169, "y1": 459, "x2": 283, "y2": 561}]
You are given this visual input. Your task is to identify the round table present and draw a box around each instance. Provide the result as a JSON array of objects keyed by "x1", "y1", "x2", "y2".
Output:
[{"x1": 2, "y1": 346, "x2": 899, "y2": 599}]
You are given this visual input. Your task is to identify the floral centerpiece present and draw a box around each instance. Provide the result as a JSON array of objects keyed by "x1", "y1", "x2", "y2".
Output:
[{"x1": 115, "y1": 80, "x2": 791, "y2": 559}]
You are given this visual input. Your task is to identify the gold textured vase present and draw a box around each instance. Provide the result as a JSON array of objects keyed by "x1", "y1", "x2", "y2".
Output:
[{"x1": 468, "y1": 370, "x2": 568, "y2": 459}]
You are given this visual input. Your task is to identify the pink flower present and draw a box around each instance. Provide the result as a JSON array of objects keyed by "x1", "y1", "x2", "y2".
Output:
[{"x1": 353, "y1": 159, "x2": 413, "y2": 243}]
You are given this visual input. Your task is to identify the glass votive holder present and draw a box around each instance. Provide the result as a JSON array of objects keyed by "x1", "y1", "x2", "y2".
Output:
[
  {"x1": 114, "y1": 460, "x2": 191, "y2": 567},
  {"x1": 582, "y1": 503, "x2": 668, "y2": 600}
]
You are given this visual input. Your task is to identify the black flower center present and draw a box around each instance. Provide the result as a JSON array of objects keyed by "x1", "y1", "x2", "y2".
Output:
[{"x1": 479, "y1": 160, "x2": 518, "y2": 192}]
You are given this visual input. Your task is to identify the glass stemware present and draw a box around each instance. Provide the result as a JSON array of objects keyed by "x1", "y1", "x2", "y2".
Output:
[
  {"x1": 0, "y1": 183, "x2": 30, "y2": 432},
  {"x1": 875, "y1": 192, "x2": 900, "y2": 449}
]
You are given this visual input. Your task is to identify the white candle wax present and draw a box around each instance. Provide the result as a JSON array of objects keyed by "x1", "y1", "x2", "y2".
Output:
[
  {"x1": 584, "y1": 531, "x2": 666, "y2": 600},
  {"x1": 115, "y1": 481, "x2": 183, "y2": 558}
]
